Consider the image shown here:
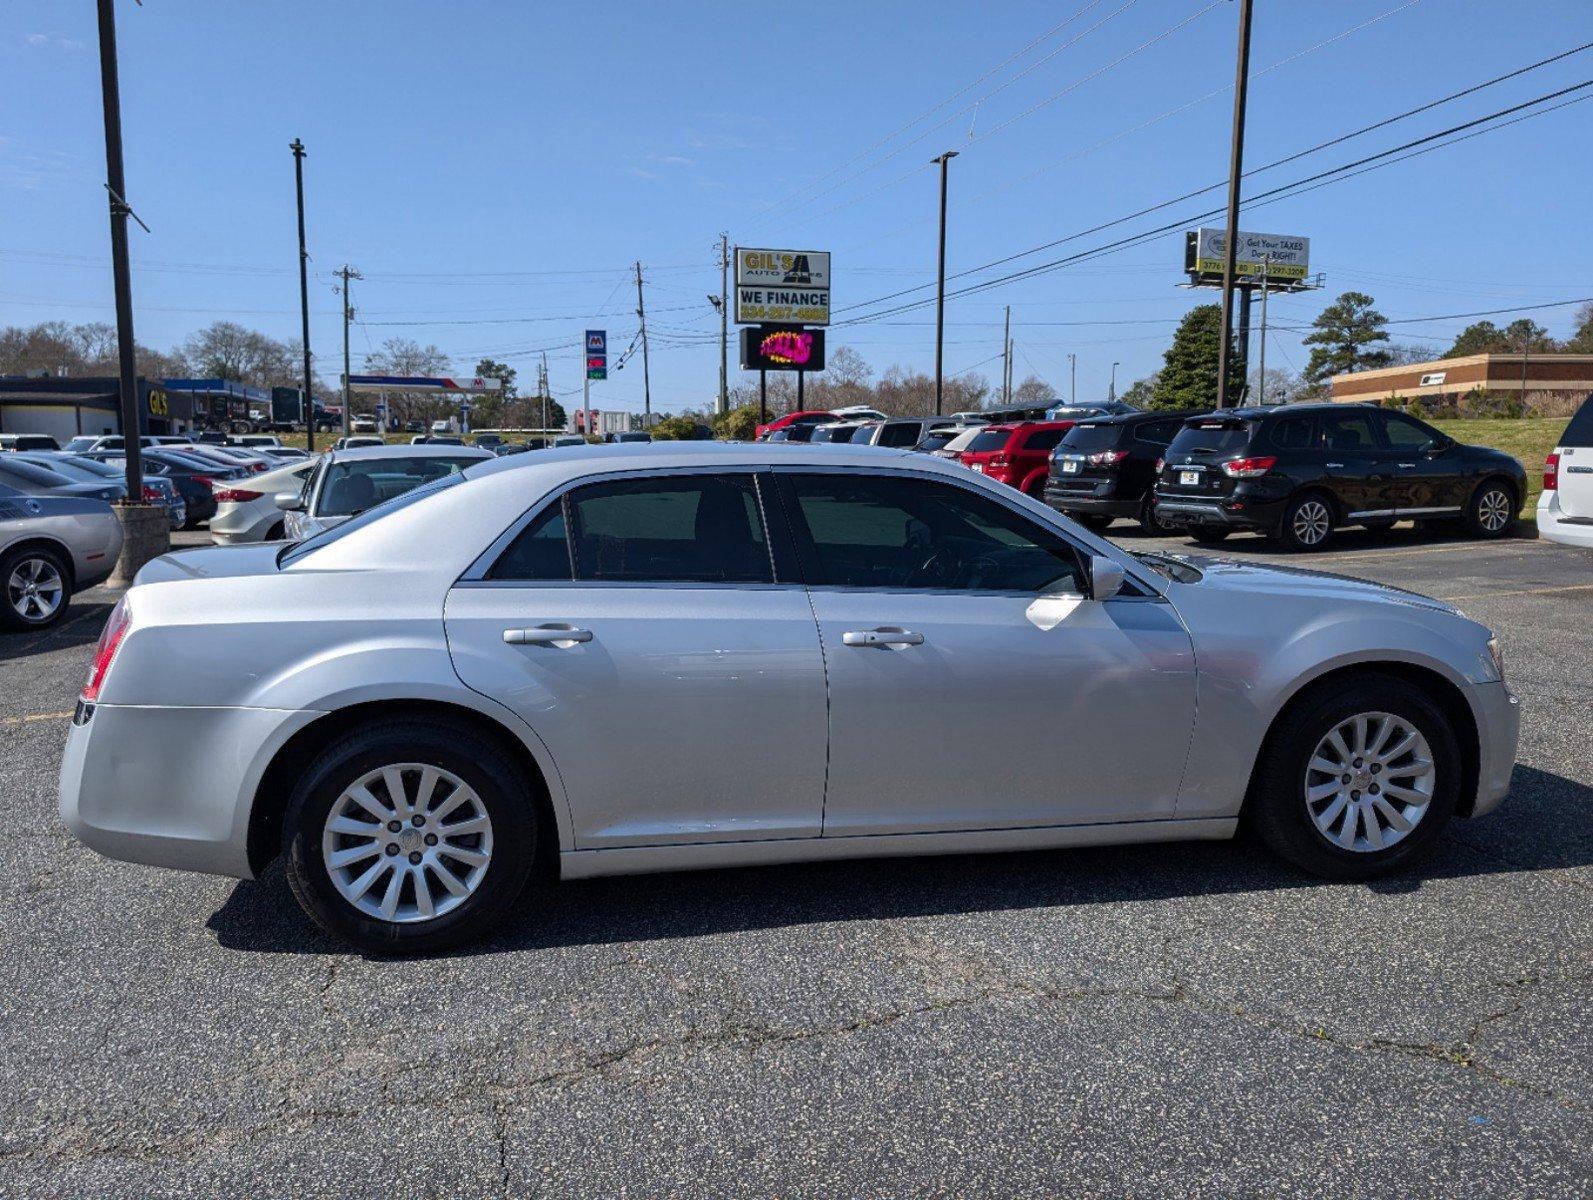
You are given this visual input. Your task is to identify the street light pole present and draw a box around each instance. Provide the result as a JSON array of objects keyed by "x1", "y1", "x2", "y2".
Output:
[
  {"x1": 1110, "y1": 361, "x2": 1120, "y2": 401},
  {"x1": 290, "y1": 138, "x2": 314, "y2": 453},
  {"x1": 1068, "y1": 353, "x2": 1077, "y2": 406},
  {"x1": 930, "y1": 149, "x2": 958, "y2": 415},
  {"x1": 1257, "y1": 253, "x2": 1270, "y2": 405},
  {"x1": 1214, "y1": 0, "x2": 1255, "y2": 410},
  {"x1": 93, "y1": 0, "x2": 143, "y2": 505},
  {"x1": 718, "y1": 233, "x2": 730, "y2": 416}
]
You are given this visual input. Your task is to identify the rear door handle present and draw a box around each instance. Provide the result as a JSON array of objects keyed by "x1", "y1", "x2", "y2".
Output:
[
  {"x1": 842, "y1": 629, "x2": 925, "y2": 648},
  {"x1": 1397, "y1": 462, "x2": 1416, "y2": 469},
  {"x1": 1324, "y1": 461, "x2": 1344, "y2": 469},
  {"x1": 503, "y1": 626, "x2": 593, "y2": 645}
]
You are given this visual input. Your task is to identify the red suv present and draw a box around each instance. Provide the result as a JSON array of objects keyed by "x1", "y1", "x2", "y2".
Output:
[{"x1": 957, "y1": 421, "x2": 1075, "y2": 497}]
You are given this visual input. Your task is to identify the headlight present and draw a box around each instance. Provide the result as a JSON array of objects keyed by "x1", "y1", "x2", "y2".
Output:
[{"x1": 1486, "y1": 636, "x2": 1506, "y2": 682}]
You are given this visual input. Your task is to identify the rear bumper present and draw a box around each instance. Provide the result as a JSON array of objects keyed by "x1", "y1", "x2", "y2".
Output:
[
  {"x1": 59, "y1": 702, "x2": 322, "y2": 880},
  {"x1": 1044, "y1": 478, "x2": 1140, "y2": 518},
  {"x1": 1466, "y1": 680, "x2": 1521, "y2": 818},
  {"x1": 1153, "y1": 494, "x2": 1287, "y2": 530},
  {"x1": 1537, "y1": 490, "x2": 1593, "y2": 549}
]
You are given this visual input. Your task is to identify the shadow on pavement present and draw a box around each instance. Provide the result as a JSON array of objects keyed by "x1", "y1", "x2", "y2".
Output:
[
  {"x1": 1107, "y1": 518, "x2": 1534, "y2": 557},
  {"x1": 0, "y1": 596, "x2": 117, "y2": 662},
  {"x1": 206, "y1": 763, "x2": 1591, "y2": 959}
]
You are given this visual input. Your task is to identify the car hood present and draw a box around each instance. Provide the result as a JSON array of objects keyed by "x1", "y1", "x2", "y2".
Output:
[
  {"x1": 132, "y1": 543, "x2": 284, "y2": 585},
  {"x1": 1163, "y1": 553, "x2": 1460, "y2": 615}
]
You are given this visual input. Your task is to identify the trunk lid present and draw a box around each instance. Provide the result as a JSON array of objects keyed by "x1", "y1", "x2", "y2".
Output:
[
  {"x1": 1157, "y1": 417, "x2": 1258, "y2": 499},
  {"x1": 131, "y1": 543, "x2": 284, "y2": 586}
]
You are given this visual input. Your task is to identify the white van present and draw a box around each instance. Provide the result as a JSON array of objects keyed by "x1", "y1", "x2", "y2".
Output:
[{"x1": 1539, "y1": 394, "x2": 1593, "y2": 549}]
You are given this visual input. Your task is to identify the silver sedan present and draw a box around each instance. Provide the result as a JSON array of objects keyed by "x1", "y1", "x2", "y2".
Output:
[
  {"x1": 60, "y1": 443, "x2": 1519, "y2": 952},
  {"x1": 2, "y1": 483, "x2": 123, "y2": 631}
]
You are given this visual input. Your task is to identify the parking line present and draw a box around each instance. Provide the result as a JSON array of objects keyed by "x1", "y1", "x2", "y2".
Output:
[
  {"x1": 1434, "y1": 582, "x2": 1593, "y2": 603},
  {"x1": 1310, "y1": 541, "x2": 1537, "y2": 565},
  {"x1": 2, "y1": 711, "x2": 74, "y2": 728}
]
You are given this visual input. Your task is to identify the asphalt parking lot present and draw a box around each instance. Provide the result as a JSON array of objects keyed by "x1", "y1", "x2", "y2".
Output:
[{"x1": 1, "y1": 523, "x2": 1588, "y2": 1198}]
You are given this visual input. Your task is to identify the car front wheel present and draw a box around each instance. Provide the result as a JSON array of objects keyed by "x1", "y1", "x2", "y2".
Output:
[
  {"x1": 1247, "y1": 674, "x2": 1459, "y2": 879},
  {"x1": 1, "y1": 546, "x2": 71, "y2": 631},
  {"x1": 1466, "y1": 479, "x2": 1516, "y2": 538},
  {"x1": 283, "y1": 718, "x2": 537, "y2": 953}
]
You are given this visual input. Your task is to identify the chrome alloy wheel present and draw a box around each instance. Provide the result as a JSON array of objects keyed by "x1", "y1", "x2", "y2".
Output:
[
  {"x1": 1304, "y1": 712, "x2": 1434, "y2": 852},
  {"x1": 321, "y1": 763, "x2": 494, "y2": 923},
  {"x1": 7, "y1": 556, "x2": 64, "y2": 623},
  {"x1": 1477, "y1": 486, "x2": 1512, "y2": 533},
  {"x1": 1291, "y1": 499, "x2": 1332, "y2": 546}
]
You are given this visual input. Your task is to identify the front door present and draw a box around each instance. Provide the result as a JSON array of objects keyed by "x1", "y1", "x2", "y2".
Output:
[
  {"x1": 773, "y1": 470, "x2": 1197, "y2": 836},
  {"x1": 445, "y1": 471, "x2": 828, "y2": 848},
  {"x1": 1378, "y1": 411, "x2": 1467, "y2": 514}
]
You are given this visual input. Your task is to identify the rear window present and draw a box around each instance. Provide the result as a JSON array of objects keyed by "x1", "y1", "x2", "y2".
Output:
[
  {"x1": 280, "y1": 472, "x2": 467, "y2": 567},
  {"x1": 1059, "y1": 423, "x2": 1125, "y2": 452},
  {"x1": 849, "y1": 424, "x2": 879, "y2": 444},
  {"x1": 939, "y1": 428, "x2": 985, "y2": 453},
  {"x1": 965, "y1": 429, "x2": 1012, "y2": 453},
  {"x1": 1560, "y1": 394, "x2": 1593, "y2": 447},
  {"x1": 1166, "y1": 420, "x2": 1256, "y2": 458},
  {"x1": 317, "y1": 456, "x2": 480, "y2": 517}
]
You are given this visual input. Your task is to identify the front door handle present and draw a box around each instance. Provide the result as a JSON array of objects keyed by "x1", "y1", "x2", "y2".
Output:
[
  {"x1": 1325, "y1": 461, "x2": 1345, "y2": 469},
  {"x1": 1397, "y1": 462, "x2": 1417, "y2": 469},
  {"x1": 842, "y1": 628, "x2": 925, "y2": 648},
  {"x1": 503, "y1": 626, "x2": 593, "y2": 645}
]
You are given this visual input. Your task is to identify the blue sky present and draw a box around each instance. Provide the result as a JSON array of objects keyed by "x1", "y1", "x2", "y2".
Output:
[{"x1": 4, "y1": 0, "x2": 1591, "y2": 414}]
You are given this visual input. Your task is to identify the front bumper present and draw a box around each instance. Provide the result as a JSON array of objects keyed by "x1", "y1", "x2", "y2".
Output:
[
  {"x1": 59, "y1": 702, "x2": 322, "y2": 879},
  {"x1": 1466, "y1": 679, "x2": 1521, "y2": 818}
]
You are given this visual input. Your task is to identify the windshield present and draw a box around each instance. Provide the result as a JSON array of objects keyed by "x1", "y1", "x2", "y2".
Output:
[
  {"x1": 1166, "y1": 419, "x2": 1256, "y2": 458},
  {"x1": 315, "y1": 455, "x2": 481, "y2": 517},
  {"x1": 281, "y1": 471, "x2": 468, "y2": 567},
  {"x1": 20, "y1": 455, "x2": 109, "y2": 482},
  {"x1": 62, "y1": 437, "x2": 100, "y2": 453},
  {"x1": 1058, "y1": 423, "x2": 1125, "y2": 452}
]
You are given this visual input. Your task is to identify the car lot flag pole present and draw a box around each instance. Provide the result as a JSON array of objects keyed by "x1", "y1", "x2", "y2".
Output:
[
  {"x1": 1214, "y1": 0, "x2": 1255, "y2": 410},
  {"x1": 291, "y1": 138, "x2": 314, "y2": 453}
]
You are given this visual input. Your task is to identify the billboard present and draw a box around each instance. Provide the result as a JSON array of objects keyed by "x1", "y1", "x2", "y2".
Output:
[
  {"x1": 734, "y1": 247, "x2": 830, "y2": 325},
  {"x1": 1185, "y1": 228, "x2": 1310, "y2": 284},
  {"x1": 740, "y1": 325, "x2": 826, "y2": 372},
  {"x1": 585, "y1": 330, "x2": 607, "y2": 381}
]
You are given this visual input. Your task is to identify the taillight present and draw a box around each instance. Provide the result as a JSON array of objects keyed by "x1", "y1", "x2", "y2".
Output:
[
  {"x1": 248, "y1": 462, "x2": 268, "y2": 473},
  {"x1": 212, "y1": 487, "x2": 262, "y2": 503},
  {"x1": 1088, "y1": 449, "x2": 1130, "y2": 466},
  {"x1": 140, "y1": 484, "x2": 160, "y2": 503},
  {"x1": 1155, "y1": 457, "x2": 1165, "y2": 473},
  {"x1": 1221, "y1": 455, "x2": 1277, "y2": 479},
  {"x1": 81, "y1": 597, "x2": 132, "y2": 704},
  {"x1": 191, "y1": 474, "x2": 216, "y2": 488},
  {"x1": 990, "y1": 454, "x2": 1010, "y2": 468},
  {"x1": 1544, "y1": 452, "x2": 1559, "y2": 492}
]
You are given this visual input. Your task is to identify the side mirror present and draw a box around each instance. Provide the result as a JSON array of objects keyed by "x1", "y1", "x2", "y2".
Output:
[
  {"x1": 1425, "y1": 439, "x2": 1449, "y2": 457},
  {"x1": 274, "y1": 491, "x2": 304, "y2": 512},
  {"x1": 1089, "y1": 554, "x2": 1126, "y2": 601}
]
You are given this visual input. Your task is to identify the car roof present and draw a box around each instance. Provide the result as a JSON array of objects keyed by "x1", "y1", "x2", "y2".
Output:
[
  {"x1": 328, "y1": 443, "x2": 496, "y2": 463},
  {"x1": 1078, "y1": 408, "x2": 1211, "y2": 426}
]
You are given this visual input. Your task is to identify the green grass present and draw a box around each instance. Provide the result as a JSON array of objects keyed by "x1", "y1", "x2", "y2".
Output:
[{"x1": 1434, "y1": 417, "x2": 1561, "y2": 509}]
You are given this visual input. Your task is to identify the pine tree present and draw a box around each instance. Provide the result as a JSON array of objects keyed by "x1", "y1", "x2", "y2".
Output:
[
  {"x1": 1153, "y1": 305, "x2": 1237, "y2": 409},
  {"x1": 1303, "y1": 292, "x2": 1392, "y2": 383}
]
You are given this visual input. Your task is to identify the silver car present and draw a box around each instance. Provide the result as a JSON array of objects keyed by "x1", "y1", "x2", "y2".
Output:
[
  {"x1": 2, "y1": 482, "x2": 123, "y2": 630},
  {"x1": 209, "y1": 459, "x2": 318, "y2": 544},
  {"x1": 277, "y1": 444, "x2": 493, "y2": 540},
  {"x1": 60, "y1": 443, "x2": 1519, "y2": 952}
]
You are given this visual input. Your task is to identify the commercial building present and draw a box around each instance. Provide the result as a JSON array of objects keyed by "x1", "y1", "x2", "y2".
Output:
[
  {"x1": 1331, "y1": 353, "x2": 1593, "y2": 408},
  {"x1": 0, "y1": 376, "x2": 198, "y2": 441}
]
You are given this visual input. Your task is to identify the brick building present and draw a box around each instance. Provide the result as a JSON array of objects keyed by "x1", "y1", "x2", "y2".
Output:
[{"x1": 1331, "y1": 353, "x2": 1593, "y2": 407}]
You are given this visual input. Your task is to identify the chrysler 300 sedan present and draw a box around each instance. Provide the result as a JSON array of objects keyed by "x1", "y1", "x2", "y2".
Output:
[{"x1": 61, "y1": 442, "x2": 1519, "y2": 952}]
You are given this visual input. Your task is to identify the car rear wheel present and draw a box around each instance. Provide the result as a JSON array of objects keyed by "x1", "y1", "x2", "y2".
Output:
[
  {"x1": 1466, "y1": 479, "x2": 1516, "y2": 539},
  {"x1": 1139, "y1": 497, "x2": 1175, "y2": 536},
  {"x1": 282, "y1": 718, "x2": 537, "y2": 954},
  {"x1": 1276, "y1": 494, "x2": 1335, "y2": 552},
  {"x1": 1247, "y1": 675, "x2": 1459, "y2": 879},
  {"x1": 1, "y1": 546, "x2": 70, "y2": 631}
]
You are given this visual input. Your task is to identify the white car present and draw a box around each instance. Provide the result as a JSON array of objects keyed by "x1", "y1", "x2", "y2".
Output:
[
  {"x1": 61, "y1": 442, "x2": 1518, "y2": 952},
  {"x1": 276, "y1": 444, "x2": 493, "y2": 540},
  {"x1": 209, "y1": 459, "x2": 319, "y2": 544},
  {"x1": 234, "y1": 435, "x2": 282, "y2": 449},
  {"x1": 1538, "y1": 395, "x2": 1593, "y2": 549}
]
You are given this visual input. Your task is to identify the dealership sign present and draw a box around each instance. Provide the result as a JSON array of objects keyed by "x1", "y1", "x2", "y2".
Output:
[
  {"x1": 740, "y1": 325, "x2": 826, "y2": 372},
  {"x1": 734, "y1": 247, "x2": 830, "y2": 325},
  {"x1": 1185, "y1": 228, "x2": 1310, "y2": 283}
]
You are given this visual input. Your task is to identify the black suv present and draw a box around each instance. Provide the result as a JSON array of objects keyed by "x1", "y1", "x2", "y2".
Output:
[
  {"x1": 1044, "y1": 409, "x2": 1203, "y2": 534},
  {"x1": 1153, "y1": 402, "x2": 1527, "y2": 551}
]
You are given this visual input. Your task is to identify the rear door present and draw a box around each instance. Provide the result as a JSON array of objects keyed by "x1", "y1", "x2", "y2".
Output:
[
  {"x1": 445, "y1": 470, "x2": 829, "y2": 849},
  {"x1": 1553, "y1": 397, "x2": 1593, "y2": 518}
]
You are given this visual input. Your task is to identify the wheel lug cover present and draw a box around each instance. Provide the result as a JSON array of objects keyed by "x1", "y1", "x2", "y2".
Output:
[
  {"x1": 408, "y1": 851, "x2": 423, "y2": 865},
  {"x1": 1370, "y1": 764, "x2": 1381, "y2": 774},
  {"x1": 411, "y1": 815, "x2": 425, "y2": 827},
  {"x1": 1351, "y1": 790, "x2": 1361, "y2": 800},
  {"x1": 387, "y1": 820, "x2": 401, "y2": 833},
  {"x1": 424, "y1": 833, "x2": 438, "y2": 846},
  {"x1": 385, "y1": 843, "x2": 399, "y2": 856},
  {"x1": 1369, "y1": 784, "x2": 1380, "y2": 795},
  {"x1": 1341, "y1": 774, "x2": 1351, "y2": 784},
  {"x1": 1353, "y1": 758, "x2": 1363, "y2": 768}
]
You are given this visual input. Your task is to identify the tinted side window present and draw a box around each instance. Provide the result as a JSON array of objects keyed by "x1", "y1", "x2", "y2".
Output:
[
  {"x1": 488, "y1": 501, "x2": 572, "y2": 580},
  {"x1": 567, "y1": 475, "x2": 771, "y2": 584},
  {"x1": 1561, "y1": 395, "x2": 1593, "y2": 447},
  {"x1": 1381, "y1": 413, "x2": 1440, "y2": 451},
  {"x1": 1023, "y1": 428, "x2": 1065, "y2": 452},
  {"x1": 1319, "y1": 411, "x2": 1380, "y2": 452},
  {"x1": 1271, "y1": 416, "x2": 1314, "y2": 450},
  {"x1": 784, "y1": 473, "x2": 1084, "y2": 594},
  {"x1": 878, "y1": 422, "x2": 922, "y2": 448}
]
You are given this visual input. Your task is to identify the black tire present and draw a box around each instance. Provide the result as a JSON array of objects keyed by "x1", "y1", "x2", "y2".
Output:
[
  {"x1": 1246, "y1": 674, "x2": 1460, "y2": 880},
  {"x1": 1186, "y1": 527, "x2": 1231, "y2": 544},
  {"x1": 1275, "y1": 492, "x2": 1336, "y2": 552},
  {"x1": 1139, "y1": 496, "x2": 1176, "y2": 537},
  {"x1": 1, "y1": 544, "x2": 71, "y2": 632},
  {"x1": 1465, "y1": 477, "x2": 1517, "y2": 539},
  {"x1": 1071, "y1": 512, "x2": 1113, "y2": 533},
  {"x1": 282, "y1": 718, "x2": 538, "y2": 954}
]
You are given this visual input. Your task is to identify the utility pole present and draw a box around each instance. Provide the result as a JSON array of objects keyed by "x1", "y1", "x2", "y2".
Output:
[
  {"x1": 1110, "y1": 361, "x2": 1120, "y2": 401},
  {"x1": 930, "y1": 149, "x2": 958, "y2": 415},
  {"x1": 540, "y1": 351, "x2": 550, "y2": 434},
  {"x1": 718, "y1": 233, "x2": 730, "y2": 416},
  {"x1": 634, "y1": 261, "x2": 652, "y2": 423},
  {"x1": 1002, "y1": 305, "x2": 1011, "y2": 406},
  {"x1": 336, "y1": 265, "x2": 360, "y2": 438},
  {"x1": 94, "y1": 0, "x2": 144, "y2": 509},
  {"x1": 290, "y1": 138, "x2": 314, "y2": 453},
  {"x1": 1214, "y1": 0, "x2": 1255, "y2": 410},
  {"x1": 1257, "y1": 253, "x2": 1270, "y2": 405},
  {"x1": 1068, "y1": 353, "x2": 1077, "y2": 406}
]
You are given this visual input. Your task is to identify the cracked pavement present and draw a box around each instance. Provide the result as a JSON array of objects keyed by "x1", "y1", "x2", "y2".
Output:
[{"x1": 0, "y1": 525, "x2": 1588, "y2": 1197}]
